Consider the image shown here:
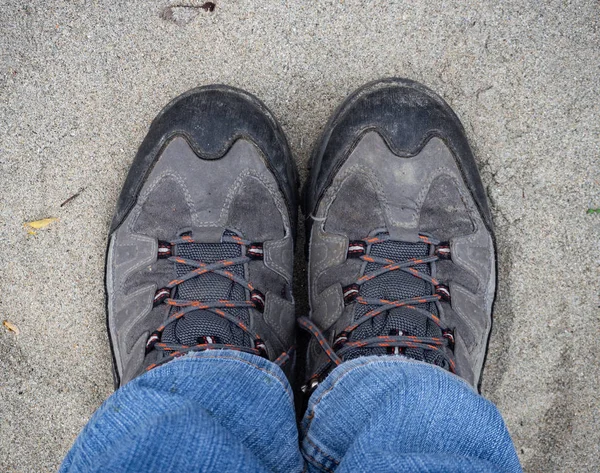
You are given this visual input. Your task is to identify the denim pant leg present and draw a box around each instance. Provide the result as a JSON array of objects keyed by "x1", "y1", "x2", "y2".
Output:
[
  {"x1": 60, "y1": 350, "x2": 304, "y2": 473},
  {"x1": 301, "y1": 356, "x2": 522, "y2": 473}
]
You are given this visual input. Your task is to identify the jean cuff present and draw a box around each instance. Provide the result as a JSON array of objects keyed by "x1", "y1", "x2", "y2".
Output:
[{"x1": 149, "y1": 349, "x2": 294, "y2": 399}]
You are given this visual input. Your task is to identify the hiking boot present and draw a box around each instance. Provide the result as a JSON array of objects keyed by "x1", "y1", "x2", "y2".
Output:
[
  {"x1": 106, "y1": 85, "x2": 298, "y2": 387},
  {"x1": 301, "y1": 78, "x2": 495, "y2": 391}
]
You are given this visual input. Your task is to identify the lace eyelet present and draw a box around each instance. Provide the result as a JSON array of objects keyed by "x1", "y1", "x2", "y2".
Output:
[
  {"x1": 436, "y1": 284, "x2": 451, "y2": 302},
  {"x1": 347, "y1": 240, "x2": 367, "y2": 258},
  {"x1": 442, "y1": 329, "x2": 455, "y2": 350},
  {"x1": 250, "y1": 289, "x2": 266, "y2": 312},
  {"x1": 434, "y1": 243, "x2": 451, "y2": 260},
  {"x1": 342, "y1": 284, "x2": 359, "y2": 304},
  {"x1": 254, "y1": 339, "x2": 268, "y2": 358},
  {"x1": 145, "y1": 331, "x2": 161, "y2": 354},
  {"x1": 301, "y1": 378, "x2": 320, "y2": 394},
  {"x1": 157, "y1": 241, "x2": 173, "y2": 258},
  {"x1": 333, "y1": 332, "x2": 348, "y2": 350},
  {"x1": 247, "y1": 243, "x2": 264, "y2": 260},
  {"x1": 153, "y1": 288, "x2": 171, "y2": 307}
]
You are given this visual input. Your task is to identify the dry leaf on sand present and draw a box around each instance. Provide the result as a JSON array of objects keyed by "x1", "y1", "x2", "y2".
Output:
[
  {"x1": 3, "y1": 320, "x2": 20, "y2": 335},
  {"x1": 24, "y1": 217, "x2": 58, "y2": 230}
]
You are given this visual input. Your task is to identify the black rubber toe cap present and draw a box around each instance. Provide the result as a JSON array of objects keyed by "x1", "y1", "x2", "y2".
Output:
[
  {"x1": 304, "y1": 78, "x2": 492, "y2": 234},
  {"x1": 110, "y1": 85, "x2": 298, "y2": 234}
]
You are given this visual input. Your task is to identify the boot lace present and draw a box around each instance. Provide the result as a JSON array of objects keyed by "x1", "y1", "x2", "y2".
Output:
[
  {"x1": 145, "y1": 232, "x2": 294, "y2": 370},
  {"x1": 299, "y1": 233, "x2": 455, "y2": 391}
]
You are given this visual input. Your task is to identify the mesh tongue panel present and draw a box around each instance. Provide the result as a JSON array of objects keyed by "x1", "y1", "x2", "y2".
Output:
[
  {"x1": 161, "y1": 231, "x2": 252, "y2": 348},
  {"x1": 347, "y1": 235, "x2": 444, "y2": 365}
]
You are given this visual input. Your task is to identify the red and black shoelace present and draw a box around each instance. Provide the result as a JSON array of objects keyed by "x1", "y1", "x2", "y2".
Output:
[
  {"x1": 145, "y1": 233, "x2": 294, "y2": 370},
  {"x1": 299, "y1": 233, "x2": 456, "y2": 392}
]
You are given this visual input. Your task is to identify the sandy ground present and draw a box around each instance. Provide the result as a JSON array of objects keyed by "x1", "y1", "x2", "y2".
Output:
[{"x1": 1, "y1": 1, "x2": 599, "y2": 471}]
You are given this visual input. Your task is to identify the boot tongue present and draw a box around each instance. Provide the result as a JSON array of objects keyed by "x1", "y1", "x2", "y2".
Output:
[
  {"x1": 161, "y1": 232, "x2": 253, "y2": 348},
  {"x1": 346, "y1": 236, "x2": 444, "y2": 364}
]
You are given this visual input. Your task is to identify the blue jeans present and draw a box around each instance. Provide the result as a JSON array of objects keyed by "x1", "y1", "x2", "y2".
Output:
[{"x1": 61, "y1": 351, "x2": 522, "y2": 472}]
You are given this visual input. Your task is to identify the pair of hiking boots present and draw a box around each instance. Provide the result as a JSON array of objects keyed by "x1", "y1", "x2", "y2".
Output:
[{"x1": 105, "y1": 78, "x2": 496, "y2": 395}]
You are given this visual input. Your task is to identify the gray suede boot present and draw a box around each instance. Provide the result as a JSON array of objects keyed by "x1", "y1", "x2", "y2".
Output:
[
  {"x1": 301, "y1": 78, "x2": 495, "y2": 393},
  {"x1": 106, "y1": 86, "x2": 298, "y2": 387}
]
